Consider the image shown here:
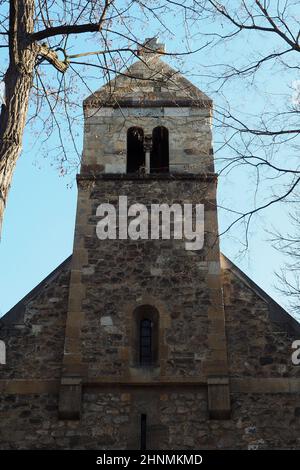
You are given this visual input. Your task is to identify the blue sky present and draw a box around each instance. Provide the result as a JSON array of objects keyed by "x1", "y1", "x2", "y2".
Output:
[{"x1": 0, "y1": 2, "x2": 299, "y2": 318}]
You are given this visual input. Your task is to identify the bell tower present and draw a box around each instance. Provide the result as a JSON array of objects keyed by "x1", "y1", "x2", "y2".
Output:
[{"x1": 58, "y1": 38, "x2": 231, "y2": 447}]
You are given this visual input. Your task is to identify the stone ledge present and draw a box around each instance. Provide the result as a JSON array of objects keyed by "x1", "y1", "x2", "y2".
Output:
[
  {"x1": 231, "y1": 378, "x2": 300, "y2": 393},
  {"x1": 83, "y1": 99, "x2": 213, "y2": 109},
  {"x1": 84, "y1": 377, "x2": 207, "y2": 386},
  {"x1": 0, "y1": 380, "x2": 60, "y2": 394},
  {"x1": 77, "y1": 172, "x2": 218, "y2": 182},
  {"x1": 2, "y1": 377, "x2": 300, "y2": 395}
]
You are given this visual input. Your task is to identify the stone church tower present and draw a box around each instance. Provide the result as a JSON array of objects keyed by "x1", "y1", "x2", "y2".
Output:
[{"x1": 1, "y1": 39, "x2": 300, "y2": 450}]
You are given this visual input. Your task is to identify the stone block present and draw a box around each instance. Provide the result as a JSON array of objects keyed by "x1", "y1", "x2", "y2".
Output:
[
  {"x1": 58, "y1": 381, "x2": 82, "y2": 420},
  {"x1": 207, "y1": 377, "x2": 231, "y2": 420}
]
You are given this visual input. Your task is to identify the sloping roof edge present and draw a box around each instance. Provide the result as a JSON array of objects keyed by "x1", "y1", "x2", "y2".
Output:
[
  {"x1": 0, "y1": 256, "x2": 72, "y2": 325},
  {"x1": 220, "y1": 253, "x2": 300, "y2": 336},
  {"x1": 2, "y1": 253, "x2": 299, "y2": 337},
  {"x1": 83, "y1": 56, "x2": 212, "y2": 106}
]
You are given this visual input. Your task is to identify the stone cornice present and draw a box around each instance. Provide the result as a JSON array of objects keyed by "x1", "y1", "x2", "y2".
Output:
[
  {"x1": 77, "y1": 172, "x2": 218, "y2": 185},
  {"x1": 83, "y1": 99, "x2": 213, "y2": 109},
  {"x1": 2, "y1": 377, "x2": 300, "y2": 394}
]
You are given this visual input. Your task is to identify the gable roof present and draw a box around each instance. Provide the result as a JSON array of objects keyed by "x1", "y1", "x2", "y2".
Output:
[
  {"x1": 0, "y1": 256, "x2": 72, "y2": 325},
  {"x1": 221, "y1": 253, "x2": 300, "y2": 336},
  {"x1": 83, "y1": 55, "x2": 212, "y2": 109},
  {"x1": 1, "y1": 254, "x2": 299, "y2": 337}
]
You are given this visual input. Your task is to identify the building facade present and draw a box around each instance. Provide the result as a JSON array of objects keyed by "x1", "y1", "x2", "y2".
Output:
[{"x1": 1, "y1": 39, "x2": 300, "y2": 450}]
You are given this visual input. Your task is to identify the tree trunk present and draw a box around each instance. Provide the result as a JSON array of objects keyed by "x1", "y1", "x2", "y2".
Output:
[{"x1": 0, "y1": 1, "x2": 37, "y2": 236}]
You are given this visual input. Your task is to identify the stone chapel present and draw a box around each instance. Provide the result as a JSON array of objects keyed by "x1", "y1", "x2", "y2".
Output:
[{"x1": 1, "y1": 39, "x2": 300, "y2": 450}]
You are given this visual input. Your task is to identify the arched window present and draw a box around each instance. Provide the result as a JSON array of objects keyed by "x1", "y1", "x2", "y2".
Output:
[
  {"x1": 150, "y1": 126, "x2": 169, "y2": 173},
  {"x1": 132, "y1": 305, "x2": 159, "y2": 366},
  {"x1": 140, "y1": 319, "x2": 152, "y2": 365},
  {"x1": 127, "y1": 127, "x2": 145, "y2": 173}
]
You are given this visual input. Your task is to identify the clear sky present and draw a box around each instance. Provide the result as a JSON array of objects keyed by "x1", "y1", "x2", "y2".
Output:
[{"x1": 0, "y1": 2, "x2": 299, "y2": 319}]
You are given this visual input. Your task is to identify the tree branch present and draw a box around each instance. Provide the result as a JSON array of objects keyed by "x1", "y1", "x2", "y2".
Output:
[
  {"x1": 30, "y1": 22, "x2": 104, "y2": 42},
  {"x1": 37, "y1": 44, "x2": 68, "y2": 73},
  {"x1": 31, "y1": 0, "x2": 113, "y2": 42}
]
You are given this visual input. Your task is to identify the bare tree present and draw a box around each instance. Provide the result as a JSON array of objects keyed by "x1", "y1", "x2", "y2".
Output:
[
  {"x1": 269, "y1": 195, "x2": 300, "y2": 317},
  {"x1": 1, "y1": 0, "x2": 299, "y2": 245},
  {"x1": 0, "y1": 0, "x2": 200, "y2": 236},
  {"x1": 188, "y1": 1, "x2": 300, "y2": 242}
]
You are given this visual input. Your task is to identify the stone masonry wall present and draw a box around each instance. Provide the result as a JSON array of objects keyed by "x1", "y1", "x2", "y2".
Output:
[
  {"x1": 0, "y1": 261, "x2": 70, "y2": 379},
  {"x1": 79, "y1": 176, "x2": 219, "y2": 379},
  {"x1": 1, "y1": 388, "x2": 300, "y2": 449},
  {"x1": 0, "y1": 257, "x2": 300, "y2": 449},
  {"x1": 83, "y1": 107, "x2": 213, "y2": 174},
  {"x1": 82, "y1": 56, "x2": 213, "y2": 175},
  {"x1": 223, "y1": 267, "x2": 300, "y2": 379}
]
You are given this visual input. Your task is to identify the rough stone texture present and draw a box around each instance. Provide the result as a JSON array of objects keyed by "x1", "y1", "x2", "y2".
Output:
[
  {"x1": 1, "y1": 249, "x2": 300, "y2": 449},
  {"x1": 80, "y1": 177, "x2": 216, "y2": 379},
  {"x1": 1, "y1": 388, "x2": 300, "y2": 449},
  {"x1": 82, "y1": 55, "x2": 213, "y2": 174},
  {"x1": 223, "y1": 264, "x2": 300, "y2": 378},
  {"x1": 0, "y1": 259, "x2": 70, "y2": 379},
  {"x1": 82, "y1": 107, "x2": 213, "y2": 174},
  {"x1": 83, "y1": 54, "x2": 212, "y2": 109},
  {"x1": 1, "y1": 49, "x2": 300, "y2": 449}
]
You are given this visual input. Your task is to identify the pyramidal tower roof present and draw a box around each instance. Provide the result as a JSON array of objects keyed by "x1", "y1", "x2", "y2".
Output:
[{"x1": 83, "y1": 38, "x2": 212, "y2": 109}]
